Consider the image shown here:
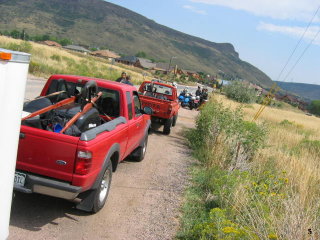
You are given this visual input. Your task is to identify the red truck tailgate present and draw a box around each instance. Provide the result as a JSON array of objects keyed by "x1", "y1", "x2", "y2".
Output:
[
  {"x1": 16, "y1": 126, "x2": 79, "y2": 182},
  {"x1": 140, "y1": 96, "x2": 171, "y2": 117}
]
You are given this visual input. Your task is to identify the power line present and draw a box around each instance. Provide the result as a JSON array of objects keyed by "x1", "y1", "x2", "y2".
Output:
[
  {"x1": 282, "y1": 26, "x2": 320, "y2": 82},
  {"x1": 277, "y1": 5, "x2": 320, "y2": 82},
  {"x1": 253, "y1": 5, "x2": 320, "y2": 121}
]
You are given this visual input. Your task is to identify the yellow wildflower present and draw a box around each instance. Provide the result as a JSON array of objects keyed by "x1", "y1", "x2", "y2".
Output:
[
  {"x1": 268, "y1": 233, "x2": 278, "y2": 239},
  {"x1": 222, "y1": 226, "x2": 239, "y2": 234}
]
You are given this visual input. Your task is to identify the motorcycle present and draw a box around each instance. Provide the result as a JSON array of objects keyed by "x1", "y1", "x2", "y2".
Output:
[
  {"x1": 178, "y1": 93, "x2": 185, "y2": 103},
  {"x1": 179, "y1": 93, "x2": 191, "y2": 108},
  {"x1": 189, "y1": 95, "x2": 200, "y2": 110}
]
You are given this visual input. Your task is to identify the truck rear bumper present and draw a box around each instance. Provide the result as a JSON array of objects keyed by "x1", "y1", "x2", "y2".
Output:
[
  {"x1": 14, "y1": 172, "x2": 82, "y2": 200},
  {"x1": 151, "y1": 116, "x2": 167, "y2": 124}
]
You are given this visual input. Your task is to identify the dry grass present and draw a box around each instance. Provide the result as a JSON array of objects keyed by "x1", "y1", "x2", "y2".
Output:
[
  {"x1": 213, "y1": 92, "x2": 320, "y2": 239},
  {"x1": 0, "y1": 36, "x2": 152, "y2": 84},
  {"x1": 215, "y1": 93, "x2": 320, "y2": 133}
]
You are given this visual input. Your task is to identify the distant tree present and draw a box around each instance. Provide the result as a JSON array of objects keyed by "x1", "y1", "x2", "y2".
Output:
[
  {"x1": 135, "y1": 51, "x2": 147, "y2": 58},
  {"x1": 309, "y1": 100, "x2": 320, "y2": 115},
  {"x1": 57, "y1": 38, "x2": 72, "y2": 46},
  {"x1": 42, "y1": 34, "x2": 50, "y2": 41},
  {"x1": 31, "y1": 35, "x2": 42, "y2": 41},
  {"x1": 10, "y1": 29, "x2": 21, "y2": 39},
  {"x1": 3, "y1": 30, "x2": 10, "y2": 36}
]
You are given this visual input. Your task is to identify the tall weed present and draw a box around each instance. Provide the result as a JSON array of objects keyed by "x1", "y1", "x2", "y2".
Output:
[{"x1": 223, "y1": 81, "x2": 257, "y2": 103}]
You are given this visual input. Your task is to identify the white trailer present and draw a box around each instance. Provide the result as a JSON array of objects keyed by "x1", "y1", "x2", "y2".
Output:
[{"x1": 0, "y1": 48, "x2": 30, "y2": 240}]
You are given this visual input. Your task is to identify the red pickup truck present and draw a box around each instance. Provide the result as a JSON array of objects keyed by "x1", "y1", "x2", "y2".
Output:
[
  {"x1": 14, "y1": 75, "x2": 152, "y2": 213},
  {"x1": 138, "y1": 81, "x2": 179, "y2": 135}
]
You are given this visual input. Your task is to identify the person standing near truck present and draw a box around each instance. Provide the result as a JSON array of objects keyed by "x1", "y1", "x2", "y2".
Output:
[
  {"x1": 116, "y1": 72, "x2": 127, "y2": 82},
  {"x1": 123, "y1": 75, "x2": 133, "y2": 86},
  {"x1": 200, "y1": 88, "x2": 208, "y2": 104},
  {"x1": 196, "y1": 86, "x2": 202, "y2": 97}
]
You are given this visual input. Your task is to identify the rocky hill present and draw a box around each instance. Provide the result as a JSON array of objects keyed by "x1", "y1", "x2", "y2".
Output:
[
  {"x1": 0, "y1": 0, "x2": 273, "y2": 86},
  {"x1": 275, "y1": 81, "x2": 320, "y2": 101}
]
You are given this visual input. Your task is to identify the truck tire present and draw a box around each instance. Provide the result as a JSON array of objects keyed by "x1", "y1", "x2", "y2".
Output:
[
  {"x1": 92, "y1": 161, "x2": 112, "y2": 213},
  {"x1": 172, "y1": 114, "x2": 178, "y2": 127},
  {"x1": 132, "y1": 135, "x2": 148, "y2": 162},
  {"x1": 163, "y1": 118, "x2": 172, "y2": 135}
]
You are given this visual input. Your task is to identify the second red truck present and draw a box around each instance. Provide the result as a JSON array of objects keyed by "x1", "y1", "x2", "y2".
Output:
[{"x1": 138, "y1": 80, "x2": 180, "y2": 135}]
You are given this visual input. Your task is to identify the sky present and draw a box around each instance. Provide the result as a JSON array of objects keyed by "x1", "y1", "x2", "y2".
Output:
[{"x1": 106, "y1": 0, "x2": 320, "y2": 85}]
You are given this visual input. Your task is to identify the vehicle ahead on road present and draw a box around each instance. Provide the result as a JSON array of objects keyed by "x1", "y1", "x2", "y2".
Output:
[
  {"x1": 15, "y1": 75, "x2": 152, "y2": 213},
  {"x1": 178, "y1": 92, "x2": 200, "y2": 110},
  {"x1": 189, "y1": 95, "x2": 201, "y2": 110},
  {"x1": 138, "y1": 81, "x2": 179, "y2": 135}
]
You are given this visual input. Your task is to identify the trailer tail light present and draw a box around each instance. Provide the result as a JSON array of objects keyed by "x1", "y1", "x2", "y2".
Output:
[
  {"x1": 75, "y1": 150, "x2": 92, "y2": 175},
  {"x1": 0, "y1": 52, "x2": 12, "y2": 61}
]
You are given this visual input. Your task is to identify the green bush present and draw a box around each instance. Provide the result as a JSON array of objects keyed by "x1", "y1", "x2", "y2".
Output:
[
  {"x1": 280, "y1": 119, "x2": 294, "y2": 126},
  {"x1": 224, "y1": 81, "x2": 257, "y2": 103},
  {"x1": 189, "y1": 99, "x2": 266, "y2": 168},
  {"x1": 309, "y1": 100, "x2": 320, "y2": 116},
  {"x1": 50, "y1": 54, "x2": 61, "y2": 62}
]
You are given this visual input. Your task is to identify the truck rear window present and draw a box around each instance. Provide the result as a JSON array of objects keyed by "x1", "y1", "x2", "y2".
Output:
[
  {"x1": 144, "y1": 83, "x2": 173, "y2": 96},
  {"x1": 47, "y1": 79, "x2": 121, "y2": 118}
]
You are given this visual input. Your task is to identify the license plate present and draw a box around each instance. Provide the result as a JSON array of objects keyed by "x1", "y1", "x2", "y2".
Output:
[{"x1": 14, "y1": 172, "x2": 26, "y2": 187}]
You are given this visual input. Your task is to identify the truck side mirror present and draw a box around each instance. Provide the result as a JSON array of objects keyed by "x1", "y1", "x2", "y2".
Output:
[{"x1": 143, "y1": 106, "x2": 153, "y2": 115}]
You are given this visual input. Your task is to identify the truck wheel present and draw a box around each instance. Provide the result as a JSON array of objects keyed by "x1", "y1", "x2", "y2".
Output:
[
  {"x1": 172, "y1": 114, "x2": 178, "y2": 127},
  {"x1": 132, "y1": 135, "x2": 148, "y2": 162},
  {"x1": 163, "y1": 118, "x2": 172, "y2": 135},
  {"x1": 92, "y1": 161, "x2": 112, "y2": 213}
]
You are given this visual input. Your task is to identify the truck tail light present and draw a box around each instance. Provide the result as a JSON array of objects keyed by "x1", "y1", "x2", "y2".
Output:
[{"x1": 75, "y1": 150, "x2": 92, "y2": 175}]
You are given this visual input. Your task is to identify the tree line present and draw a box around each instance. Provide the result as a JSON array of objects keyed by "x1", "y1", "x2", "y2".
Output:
[{"x1": 0, "y1": 29, "x2": 72, "y2": 46}]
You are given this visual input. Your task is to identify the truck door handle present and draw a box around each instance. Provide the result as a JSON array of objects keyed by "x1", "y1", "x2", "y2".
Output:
[
  {"x1": 136, "y1": 123, "x2": 141, "y2": 127},
  {"x1": 19, "y1": 133, "x2": 25, "y2": 139}
]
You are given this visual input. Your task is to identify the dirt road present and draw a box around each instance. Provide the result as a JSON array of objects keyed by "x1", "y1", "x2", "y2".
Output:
[{"x1": 9, "y1": 76, "x2": 197, "y2": 240}]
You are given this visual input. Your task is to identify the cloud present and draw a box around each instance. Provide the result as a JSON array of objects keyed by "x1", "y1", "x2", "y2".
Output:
[
  {"x1": 258, "y1": 22, "x2": 320, "y2": 45},
  {"x1": 189, "y1": 0, "x2": 320, "y2": 22},
  {"x1": 183, "y1": 5, "x2": 207, "y2": 15}
]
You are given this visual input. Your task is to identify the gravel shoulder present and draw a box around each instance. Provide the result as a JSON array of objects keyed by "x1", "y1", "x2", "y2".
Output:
[{"x1": 9, "y1": 76, "x2": 198, "y2": 240}]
